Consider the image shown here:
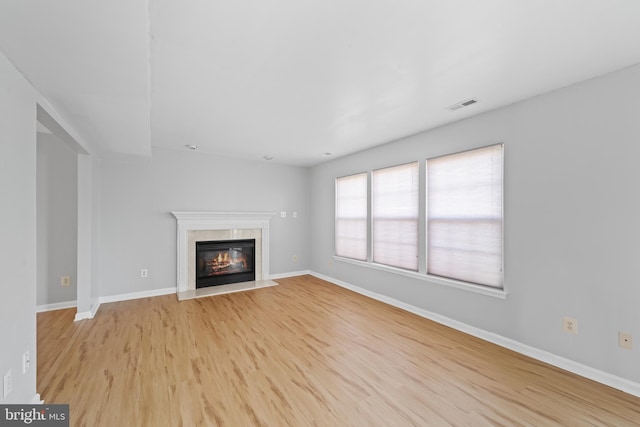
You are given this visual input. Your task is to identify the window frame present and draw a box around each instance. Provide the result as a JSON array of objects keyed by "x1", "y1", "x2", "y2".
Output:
[
  {"x1": 425, "y1": 143, "x2": 504, "y2": 289},
  {"x1": 334, "y1": 172, "x2": 369, "y2": 261},
  {"x1": 332, "y1": 143, "x2": 506, "y2": 299},
  {"x1": 371, "y1": 161, "x2": 420, "y2": 272}
]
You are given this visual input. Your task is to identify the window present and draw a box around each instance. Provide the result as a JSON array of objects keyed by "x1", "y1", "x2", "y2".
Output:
[
  {"x1": 335, "y1": 173, "x2": 368, "y2": 261},
  {"x1": 333, "y1": 144, "x2": 504, "y2": 295},
  {"x1": 372, "y1": 162, "x2": 419, "y2": 271},
  {"x1": 427, "y1": 144, "x2": 503, "y2": 288}
]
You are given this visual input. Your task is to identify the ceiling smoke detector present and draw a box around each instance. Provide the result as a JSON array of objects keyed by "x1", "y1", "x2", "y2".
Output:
[
  {"x1": 448, "y1": 98, "x2": 478, "y2": 111},
  {"x1": 263, "y1": 155, "x2": 274, "y2": 161},
  {"x1": 185, "y1": 144, "x2": 198, "y2": 150}
]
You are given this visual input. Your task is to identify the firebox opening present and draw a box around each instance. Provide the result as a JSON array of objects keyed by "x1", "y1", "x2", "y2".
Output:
[{"x1": 195, "y1": 239, "x2": 255, "y2": 288}]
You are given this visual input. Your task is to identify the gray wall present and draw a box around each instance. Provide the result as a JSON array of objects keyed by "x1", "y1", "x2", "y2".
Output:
[
  {"x1": 310, "y1": 64, "x2": 640, "y2": 383},
  {"x1": 0, "y1": 51, "x2": 37, "y2": 403},
  {"x1": 36, "y1": 133, "x2": 78, "y2": 306},
  {"x1": 98, "y1": 147, "x2": 310, "y2": 297}
]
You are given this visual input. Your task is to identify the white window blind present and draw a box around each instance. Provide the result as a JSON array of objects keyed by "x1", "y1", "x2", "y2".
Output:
[
  {"x1": 372, "y1": 162, "x2": 419, "y2": 271},
  {"x1": 427, "y1": 144, "x2": 503, "y2": 288},
  {"x1": 335, "y1": 173, "x2": 368, "y2": 261}
]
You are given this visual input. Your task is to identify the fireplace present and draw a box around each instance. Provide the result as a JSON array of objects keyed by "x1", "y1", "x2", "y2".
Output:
[
  {"x1": 172, "y1": 211, "x2": 275, "y2": 295},
  {"x1": 196, "y1": 239, "x2": 255, "y2": 288}
]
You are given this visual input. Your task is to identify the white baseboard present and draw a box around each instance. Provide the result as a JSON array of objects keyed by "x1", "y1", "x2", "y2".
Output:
[
  {"x1": 74, "y1": 300, "x2": 101, "y2": 321},
  {"x1": 269, "y1": 270, "x2": 312, "y2": 280},
  {"x1": 68, "y1": 275, "x2": 309, "y2": 320},
  {"x1": 74, "y1": 288, "x2": 174, "y2": 321},
  {"x1": 90, "y1": 301, "x2": 101, "y2": 318},
  {"x1": 36, "y1": 300, "x2": 76, "y2": 313},
  {"x1": 310, "y1": 271, "x2": 640, "y2": 399},
  {"x1": 74, "y1": 310, "x2": 93, "y2": 321},
  {"x1": 31, "y1": 393, "x2": 43, "y2": 404},
  {"x1": 99, "y1": 287, "x2": 176, "y2": 305}
]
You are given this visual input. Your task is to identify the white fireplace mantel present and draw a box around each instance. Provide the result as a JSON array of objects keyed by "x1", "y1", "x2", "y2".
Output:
[{"x1": 172, "y1": 211, "x2": 275, "y2": 293}]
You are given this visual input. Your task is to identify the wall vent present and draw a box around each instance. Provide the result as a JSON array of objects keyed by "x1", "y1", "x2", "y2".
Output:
[{"x1": 448, "y1": 98, "x2": 478, "y2": 111}]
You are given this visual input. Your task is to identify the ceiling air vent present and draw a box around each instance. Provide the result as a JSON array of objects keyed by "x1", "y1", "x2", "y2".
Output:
[{"x1": 448, "y1": 98, "x2": 478, "y2": 111}]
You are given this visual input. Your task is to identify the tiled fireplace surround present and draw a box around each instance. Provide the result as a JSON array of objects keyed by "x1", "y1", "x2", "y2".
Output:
[{"x1": 172, "y1": 212, "x2": 276, "y2": 298}]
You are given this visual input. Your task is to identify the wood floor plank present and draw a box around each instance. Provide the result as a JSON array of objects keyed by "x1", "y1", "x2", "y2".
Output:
[{"x1": 37, "y1": 275, "x2": 640, "y2": 426}]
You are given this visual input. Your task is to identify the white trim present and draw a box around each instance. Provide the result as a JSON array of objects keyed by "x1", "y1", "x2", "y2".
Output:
[
  {"x1": 172, "y1": 211, "x2": 275, "y2": 293},
  {"x1": 334, "y1": 256, "x2": 507, "y2": 299},
  {"x1": 171, "y1": 211, "x2": 277, "y2": 221},
  {"x1": 74, "y1": 300, "x2": 102, "y2": 321},
  {"x1": 91, "y1": 297, "x2": 100, "y2": 315},
  {"x1": 76, "y1": 154, "x2": 93, "y2": 318},
  {"x1": 98, "y1": 287, "x2": 175, "y2": 304},
  {"x1": 74, "y1": 287, "x2": 174, "y2": 321},
  {"x1": 89, "y1": 301, "x2": 101, "y2": 318},
  {"x1": 36, "y1": 300, "x2": 76, "y2": 313},
  {"x1": 310, "y1": 271, "x2": 640, "y2": 398},
  {"x1": 270, "y1": 270, "x2": 312, "y2": 280},
  {"x1": 31, "y1": 393, "x2": 44, "y2": 404},
  {"x1": 74, "y1": 310, "x2": 93, "y2": 321}
]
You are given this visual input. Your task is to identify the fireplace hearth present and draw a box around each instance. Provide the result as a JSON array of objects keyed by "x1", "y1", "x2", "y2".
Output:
[{"x1": 195, "y1": 239, "x2": 255, "y2": 288}]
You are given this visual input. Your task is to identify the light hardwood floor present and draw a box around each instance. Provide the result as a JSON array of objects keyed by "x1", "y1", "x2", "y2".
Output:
[{"x1": 38, "y1": 275, "x2": 640, "y2": 426}]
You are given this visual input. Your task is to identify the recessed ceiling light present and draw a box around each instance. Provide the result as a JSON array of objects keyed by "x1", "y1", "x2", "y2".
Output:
[
  {"x1": 185, "y1": 145, "x2": 198, "y2": 150},
  {"x1": 263, "y1": 155, "x2": 274, "y2": 161},
  {"x1": 323, "y1": 152, "x2": 332, "y2": 156}
]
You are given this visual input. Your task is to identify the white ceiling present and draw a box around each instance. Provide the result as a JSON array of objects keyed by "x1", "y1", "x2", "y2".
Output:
[{"x1": 1, "y1": 1, "x2": 640, "y2": 166}]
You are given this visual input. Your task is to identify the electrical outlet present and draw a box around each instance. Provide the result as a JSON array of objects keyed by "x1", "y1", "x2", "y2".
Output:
[
  {"x1": 293, "y1": 211, "x2": 298, "y2": 219},
  {"x1": 292, "y1": 255, "x2": 298, "y2": 262},
  {"x1": 61, "y1": 276, "x2": 71, "y2": 287},
  {"x1": 23, "y1": 350, "x2": 30, "y2": 373},
  {"x1": 140, "y1": 269, "x2": 148, "y2": 278},
  {"x1": 619, "y1": 332, "x2": 633, "y2": 350},
  {"x1": 563, "y1": 316, "x2": 578, "y2": 334},
  {"x1": 3, "y1": 370, "x2": 12, "y2": 398}
]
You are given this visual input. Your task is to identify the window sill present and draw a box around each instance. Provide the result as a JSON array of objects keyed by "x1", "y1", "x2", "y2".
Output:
[{"x1": 333, "y1": 256, "x2": 507, "y2": 299}]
